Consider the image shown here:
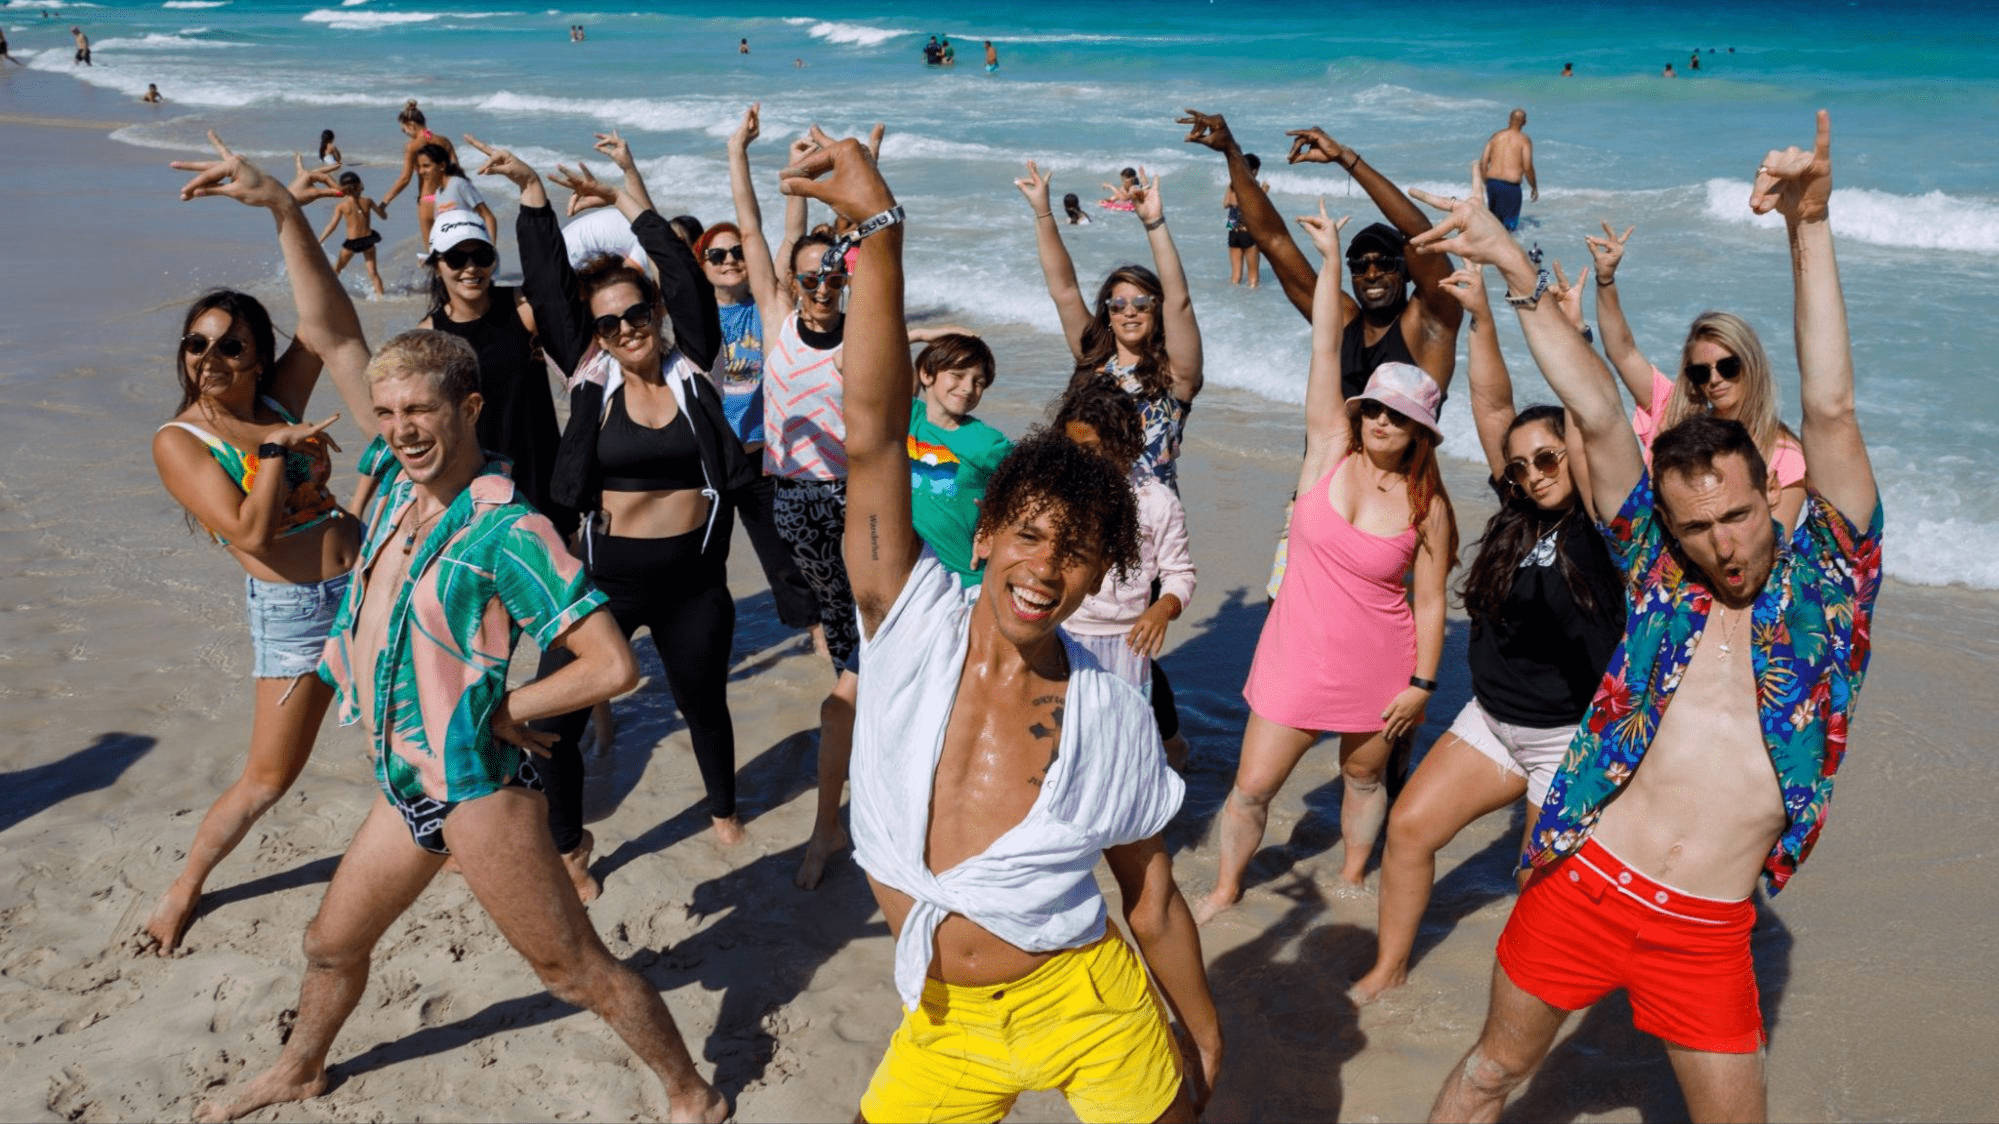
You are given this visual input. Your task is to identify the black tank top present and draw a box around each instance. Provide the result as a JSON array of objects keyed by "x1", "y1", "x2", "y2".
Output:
[
  {"x1": 596, "y1": 386, "x2": 706, "y2": 492},
  {"x1": 1466, "y1": 489, "x2": 1627, "y2": 727},
  {"x1": 1339, "y1": 314, "x2": 1420, "y2": 400},
  {"x1": 430, "y1": 286, "x2": 562, "y2": 513}
]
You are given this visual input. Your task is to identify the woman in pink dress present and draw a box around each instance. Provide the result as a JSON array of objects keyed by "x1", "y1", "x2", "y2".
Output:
[{"x1": 1196, "y1": 203, "x2": 1457, "y2": 924}]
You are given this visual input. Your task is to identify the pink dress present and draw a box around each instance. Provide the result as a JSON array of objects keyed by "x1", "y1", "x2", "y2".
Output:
[{"x1": 1244, "y1": 457, "x2": 1417, "y2": 732}]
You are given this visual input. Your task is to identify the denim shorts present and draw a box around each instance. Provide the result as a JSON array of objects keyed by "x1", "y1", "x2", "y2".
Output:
[{"x1": 245, "y1": 571, "x2": 350, "y2": 679}]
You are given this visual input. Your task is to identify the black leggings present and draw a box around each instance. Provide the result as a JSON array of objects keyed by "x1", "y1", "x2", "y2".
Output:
[
  {"x1": 738, "y1": 466, "x2": 821, "y2": 630},
  {"x1": 1150, "y1": 658, "x2": 1180, "y2": 741},
  {"x1": 534, "y1": 523, "x2": 738, "y2": 850}
]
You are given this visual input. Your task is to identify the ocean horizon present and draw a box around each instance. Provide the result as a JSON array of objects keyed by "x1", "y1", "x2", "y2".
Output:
[{"x1": 8, "y1": 0, "x2": 1996, "y2": 587}]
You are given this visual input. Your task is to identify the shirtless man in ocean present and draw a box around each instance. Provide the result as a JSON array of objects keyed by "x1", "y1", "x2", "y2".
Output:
[
  {"x1": 779, "y1": 127, "x2": 1223, "y2": 1122},
  {"x1": 1412, "y1": 111, "x2": 1882, "y2": 1123},
  {"x1": 70, "y1": 25, "x2": 90, "y2": 65},
  {"x1": 191, "y1": 329, "x2": 726, "y2": 1124},
  {"x1": 1477, "y1": 109, "x2": 1538, "y2": 232}
]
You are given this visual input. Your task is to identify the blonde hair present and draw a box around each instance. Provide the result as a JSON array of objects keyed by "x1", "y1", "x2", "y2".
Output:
[
  {"x1": 366, "y1": 330, "x2": 478, "y2": 404},
  {"x1": 1665, "y1": 311, "x2": 1796, "y2": 461}
]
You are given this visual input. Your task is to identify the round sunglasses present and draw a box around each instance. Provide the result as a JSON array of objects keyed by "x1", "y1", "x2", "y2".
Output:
[
  {"x1": 181, "y1": 332, "x2": 251, "y2": 361},
  {"x1": 1504, "y1": 446, "x2": 1569, "y2": 485},
  {"x1": 593, "y1": 301, "x2": 656, "y2": 339},
  {"x1": 1684, "y1": 355, "x2": 1743, "y2": 387}
]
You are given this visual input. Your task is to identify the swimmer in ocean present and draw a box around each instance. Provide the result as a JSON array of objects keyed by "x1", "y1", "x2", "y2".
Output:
[{"x1": 985, "y1": 39, "x2": 999, "y2": 72}]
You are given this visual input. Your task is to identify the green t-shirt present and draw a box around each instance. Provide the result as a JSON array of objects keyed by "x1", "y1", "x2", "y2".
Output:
[{"x1": 908, "y1": 402, "x2": 1012, "y2": 585}]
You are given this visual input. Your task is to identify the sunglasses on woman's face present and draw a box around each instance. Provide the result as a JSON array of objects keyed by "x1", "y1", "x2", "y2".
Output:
[
  {"x1": 182, "y1": 332, "x2": 250, "y2": 361},
  {"x1": 1359, "y1": 399, "x2": 1411, "y2": 426},
  {"x1": 1106, "y1": 294, "x2": 1157, "y2": 314},
  {"x1": 1684, "y1": 355, "x2": 1743, "y2": 387},
  {"x1": 703, "y1": 245, "x2": 746, "y2": 266},
  {"x1": 1504, "y1": 446, "x2": 1569, "y2": 485},
  {"x1": 438, "y1": 244, "x2": 497, "y2": 270},
  {"x1": 593, "y1": 301, "x2": 656, "y2": 340},
  {"x1": 797, "y1": 271, "x2": 848, "y2": 293}
]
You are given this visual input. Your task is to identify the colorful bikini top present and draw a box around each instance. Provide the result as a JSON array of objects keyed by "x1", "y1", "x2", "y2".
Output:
[{"x1": 158, "y1": 396, "x2": 342, "y2": 545}]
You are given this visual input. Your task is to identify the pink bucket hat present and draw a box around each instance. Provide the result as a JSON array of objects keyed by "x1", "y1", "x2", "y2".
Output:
[{"x1": 1346, "y1": 361, "x2": 1443, "y2": 438}]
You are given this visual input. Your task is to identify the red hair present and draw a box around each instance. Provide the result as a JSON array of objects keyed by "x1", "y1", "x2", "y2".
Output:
[{"x1": 694, "y1": 222, "x2": 742, "y2": 258}]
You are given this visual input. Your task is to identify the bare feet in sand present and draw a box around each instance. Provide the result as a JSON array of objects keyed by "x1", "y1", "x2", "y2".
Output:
[
  {"x1": 1191, "y1": 888, "x2": 1237, "y2": 926},
  {"x1": 793, "y1": 826, "x2": 847, "y2": 889},
  {"x1": 667, "y1": 1084, "x2": 731, "y2": 1124},
  {"x1": 137, "y1": 881, "x2": 200, "y2": 955},
  {"x1": 710, "y1": 815, "x2": 746, "y2": 846},
  {"x1": 563, "y1": 829, "x2": 601, "y2": 903},
  {"x1": 193, "y1": 1061, "x2": 328, "y2": 1122},
  {"x1": 1348, "y1": 963, "x2": 1406, "y2": 1005}
]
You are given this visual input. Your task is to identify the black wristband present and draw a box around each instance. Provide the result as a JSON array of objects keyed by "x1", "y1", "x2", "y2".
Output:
[
  {"x1": 1580, "y1": 325, "x2": 1595, "y2": 343},
  {"x1": 1142, "y1": 216, "x2": 1166, "y2": 231},
  {"x1": 257, "y1": 442, "x2": 286, "y2": 460},
  {"x1": 1409, "y1": 675, "x2": 1438, "y2": 691}
]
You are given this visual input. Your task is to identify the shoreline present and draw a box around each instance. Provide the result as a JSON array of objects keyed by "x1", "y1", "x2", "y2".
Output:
[{"x1": 1, "y1": 103, "x2": 1996, "y2": 1122}]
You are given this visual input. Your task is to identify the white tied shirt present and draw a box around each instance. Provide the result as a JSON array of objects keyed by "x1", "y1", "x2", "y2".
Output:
[{"x1": 850, "y1": 550, "x2": 1185, "y2": 1011}]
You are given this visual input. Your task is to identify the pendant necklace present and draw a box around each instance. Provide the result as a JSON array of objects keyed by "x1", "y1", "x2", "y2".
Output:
[
  {"x1": 402, "y1": 503, "x2": 442, "y2": 555},
  {"x1": 1712, "y1": 604, "x2": 1745, "y2": 660}
]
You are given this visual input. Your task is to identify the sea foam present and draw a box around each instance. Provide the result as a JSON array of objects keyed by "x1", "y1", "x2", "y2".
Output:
[{"x1": 1704, "y1": 179, "x2": 1999, "y2": 254}]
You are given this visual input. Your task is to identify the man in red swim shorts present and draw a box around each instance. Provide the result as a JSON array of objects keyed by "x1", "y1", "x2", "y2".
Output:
[{"x1": 1411, "y1": 111, "x2": 1883, "y2": 1123}]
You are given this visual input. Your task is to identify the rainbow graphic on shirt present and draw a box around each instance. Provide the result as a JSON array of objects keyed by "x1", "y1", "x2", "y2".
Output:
[{"x1": 908, "y1": 435, "x2": 962, "y2": 497}]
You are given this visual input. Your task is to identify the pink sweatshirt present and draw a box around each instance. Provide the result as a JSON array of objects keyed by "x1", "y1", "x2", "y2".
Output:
[{"x1": 1066, "y1": 472, "x2": 1197, "y2": 637}]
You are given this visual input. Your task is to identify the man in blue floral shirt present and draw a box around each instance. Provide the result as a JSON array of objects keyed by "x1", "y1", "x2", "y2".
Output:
[{"x1": 1410, "y1": 112, "x2": 1882, "y2": 1122}]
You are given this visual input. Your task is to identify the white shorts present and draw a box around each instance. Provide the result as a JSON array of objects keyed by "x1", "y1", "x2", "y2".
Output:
[{"x1": 1446, "y1": 697, "x2": 1577, "y2": 808}]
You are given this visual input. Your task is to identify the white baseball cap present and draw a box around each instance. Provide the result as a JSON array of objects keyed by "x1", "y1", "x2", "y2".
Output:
[{"x1": 427, "y1": 210, "x2": 491, "y2": 259}]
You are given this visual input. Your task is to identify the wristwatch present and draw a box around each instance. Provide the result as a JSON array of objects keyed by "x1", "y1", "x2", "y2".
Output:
[{"x1": 1409, "y1": 675, "x2": 1439, "y2": 691}]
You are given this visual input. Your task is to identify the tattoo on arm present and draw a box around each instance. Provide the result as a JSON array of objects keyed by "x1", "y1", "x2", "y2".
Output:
[
  {"x1": 869, "y1": 513, "x2": 880, "y2": 561},
  {"x1": 1026, "y1": 696, "x2": 1065, "y2": 786}
]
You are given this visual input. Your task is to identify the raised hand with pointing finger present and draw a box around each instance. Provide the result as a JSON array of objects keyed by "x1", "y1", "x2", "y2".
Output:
[{"x1": 1751, "y1": 107, "x2": 1833, "y2": 225}]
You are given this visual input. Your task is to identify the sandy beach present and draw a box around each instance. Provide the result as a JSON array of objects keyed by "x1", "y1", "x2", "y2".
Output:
[{"x1": 3, "y1": 67, "x2": 1997, "y2": 1123}]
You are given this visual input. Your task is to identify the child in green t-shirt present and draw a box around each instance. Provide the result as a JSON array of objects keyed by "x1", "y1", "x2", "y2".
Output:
[{"x1": 906, "y1": 331, "x2": 1013, "y2": 586}]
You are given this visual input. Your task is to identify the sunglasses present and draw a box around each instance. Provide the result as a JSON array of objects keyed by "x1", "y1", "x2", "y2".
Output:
[
  {"x1": 181, "y1": 332, "x2": 250, "y2": 361},
  {"x1": 1683, "y1": 355, "x2": 1743, "y2": 387},
  {"x1": 797, "y1": 271, "x2": 849, "y2": 293},
  {"x1": 1348, "y1": 254, "x2": 1405, "y2": 274},
  {"x1": 438, "y1": 244, "x2": 497, "y2": 270},
  {"x1": 1358, "y1": 399, "x2": 1412, "y2": 425},
  {"x1": 1106, "y1": 294, "x2": 1157, "y2": 314},
  {"x1": 592, "y1": 301, "x2": 656, "y2": 339},
  {"x1": 1504, "y1": 446, "x2": 1569, "y2": 485},
  {"x1": 703, "y1": 245, "x2": 746, "y2": 266}
]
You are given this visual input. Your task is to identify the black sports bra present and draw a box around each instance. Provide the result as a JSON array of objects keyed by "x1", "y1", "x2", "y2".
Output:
[{"x1": 597, "y1": 386, "x2": 706, "y2": 492}]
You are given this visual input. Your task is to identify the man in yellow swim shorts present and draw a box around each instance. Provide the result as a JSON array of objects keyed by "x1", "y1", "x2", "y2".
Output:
[{"x1": 777, "y1": 127, "x2": 1223, "y2": 1122}]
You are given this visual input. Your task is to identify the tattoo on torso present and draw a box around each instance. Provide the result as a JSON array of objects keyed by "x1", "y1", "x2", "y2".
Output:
[{"x1": 1027, "y1": 693, "x2": 1064, "y2": 787}]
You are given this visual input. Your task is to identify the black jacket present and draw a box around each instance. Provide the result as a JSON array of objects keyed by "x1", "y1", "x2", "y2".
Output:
[{"x1": 527, "y1": 204, "x2": 754, "y2": 524}]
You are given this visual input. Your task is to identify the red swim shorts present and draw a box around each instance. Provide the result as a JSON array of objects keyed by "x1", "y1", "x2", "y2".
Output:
[{"x1": 1497, "y1": 837, "x2": 1765, "y2": 1053}]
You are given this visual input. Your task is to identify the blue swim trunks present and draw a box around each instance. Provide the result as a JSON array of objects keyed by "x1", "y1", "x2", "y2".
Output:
[{"x1": 1486, "y1": 178, "x2": 1523, "y2": 232}]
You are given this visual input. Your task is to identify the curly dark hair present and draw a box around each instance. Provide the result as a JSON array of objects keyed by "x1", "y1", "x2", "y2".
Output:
[
  {"x1": 1051, "y1": 375, "x2": 1144, "y2": 472},
  {"x1": 975, "y1": 429, "x2": 1141, "y2": 583}
]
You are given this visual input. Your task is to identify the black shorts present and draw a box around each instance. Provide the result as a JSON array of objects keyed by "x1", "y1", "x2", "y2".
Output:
[
  {"x1": 342, "y1": 231, "x2": 383, "y2": 254},
  {"x1": 389, "y1": 754, "x2": 544, "y2": 855},
  {"x1": 1227, "y1": 228, "x2": 1255, "y2": 250}
]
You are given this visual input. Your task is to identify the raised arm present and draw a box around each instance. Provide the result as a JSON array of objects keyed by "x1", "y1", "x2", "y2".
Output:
[
  {"x1": 173, "y1": 133, "x2": 373, "y2": 438},
  {"x1": 1106, "y1": 835, "x2": 1222, "y2": 1114},
  {"x1": 782, "y1": 129, "x2": 920, "y2": 634},
  {"x1": 1438, "y1": 265, "x2": 1515, "y2": 479},
  {"x1": 1754, "y1": 110, "x2": 1875, "y2": 525},
  {"x1": 1410, "y1": 185, "x2": 1640, "y2": 517},
  {"x1": 465, "y1": 134, "x2": 591, "y2": 376},
  {"x1": 1289, "y1": 125, "x2": 1461, "y2": 328},
  {"x1": 1012, "y1": 160, "x2": 1094, "y2": 361},
  {"x1": 1131, "y1": 170, "x2": 1204, "y2": 401},
  {"x1": 1180, "y1": 109, "x2": 1318, "y2": 318},
  {"x1": 727, "y1": 104, "x2": 788, "y2": 316},
  {"x1": 1295, "y1": 199, "x2": 1352, "y2": 491},
  {"x1": 1583, "y1": 221, "x2": 1657, "y2": 404}
]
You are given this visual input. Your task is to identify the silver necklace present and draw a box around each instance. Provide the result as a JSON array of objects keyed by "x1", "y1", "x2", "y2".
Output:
[{"x1": 1712, "y1": 604, "x2": 1745, "y2": 660}]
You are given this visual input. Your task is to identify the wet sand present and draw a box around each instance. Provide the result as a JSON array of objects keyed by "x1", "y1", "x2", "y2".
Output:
[{"x1": 2, "y1": 75, "x2": 1995, "y2": 1122}]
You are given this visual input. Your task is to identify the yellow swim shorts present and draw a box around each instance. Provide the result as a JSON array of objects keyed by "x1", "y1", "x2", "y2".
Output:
[{"x1": 859, "y1": 932, "x2": 1183, "y2": 1124}]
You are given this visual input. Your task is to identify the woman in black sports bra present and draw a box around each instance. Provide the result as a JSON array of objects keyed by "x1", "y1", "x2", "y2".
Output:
[{"x1": 479, "y1": 137, "x2": 754, "y2": 870}]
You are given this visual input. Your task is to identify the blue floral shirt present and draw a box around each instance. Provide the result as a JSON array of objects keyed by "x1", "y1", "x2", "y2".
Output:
[{"x1": 1525, "y1": 470, "x2": 1885, "y2": 894}]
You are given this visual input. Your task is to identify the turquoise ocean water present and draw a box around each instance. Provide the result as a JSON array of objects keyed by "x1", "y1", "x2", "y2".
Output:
[{"x1": 9, "y1": 0, "x2": 1999, "y2": 586}]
